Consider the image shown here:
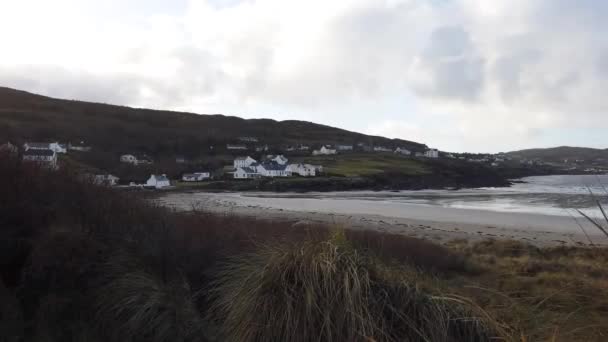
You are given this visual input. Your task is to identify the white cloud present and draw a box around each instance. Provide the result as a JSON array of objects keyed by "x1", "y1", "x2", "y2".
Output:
[{"x1": 0, "y1": 0, "x2": 607, "y2": 152}]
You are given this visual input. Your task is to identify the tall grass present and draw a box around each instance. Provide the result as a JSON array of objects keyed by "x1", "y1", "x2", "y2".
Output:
[{"x1": 208, "y1": 231, "x2": 500, "y2": 342}]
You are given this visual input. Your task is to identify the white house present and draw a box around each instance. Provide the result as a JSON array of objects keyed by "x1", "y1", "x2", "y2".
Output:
[
  {"x1": 182, "y1": 172, "x2": 211, "y2": 182},
  {"x1": 234, "y1": 167, "x2": 260, "y2": 179},
  {"x1": 267, "y1": 155, "x2": 288, "y2": 165},
  {"x1": 394, "y1": 147, "x2": 411, "y2": 156},
  {"x1": 0, "y1": 142, "x2": 18, "y2": 155},
  {"x1": 255, "y1": 145, "x2": 269, "y2": 152},
  {"x1": 24, "y1": 142, "x2": 66, "y2": 154},
  {"x1": 227, "y1": 144, "x2": 247, "y2": 150},
  {"x1": 146, "y1": 174, "x2": 171, "y2": 189},
  {"x1": 287, "y1": 163, "x2": 316, "y2": 177},
  {"x1": 22, "y1": 149, "x2": 58, "y2": 169},
  {"x1": 120, "y1": 154, "x2": 138, "y2": 165},
  {"x1": 257, "y1": 162, "x2": 292, "y2": 177},
  {"x1": 68, "y1": 141, "x2": 91, "y2": 152},
  {"x1": 424, "y1": 149, "x2": 439, "y2": 158},
  {"x1": 94, "y1": 174, "x2": 119, "y2": 186},
  {"x1": 337, "y1": 145, "x2": 353, "y2": 151},
  {"x1": 312, "y1": 146, "x2": 337, "y2": 156},
  {"x1": 238, "y1": 136, "x2": 259, "y2": 142},
  {"x1": 373, "y1": 146, "x2": 392, "y2": 152},
  {"x1": 234, "y1": 156, "x2": 257, "y2": 168}
]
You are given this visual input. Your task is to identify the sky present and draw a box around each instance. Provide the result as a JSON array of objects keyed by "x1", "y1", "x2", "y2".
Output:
[{"x1": 1, "y1": 0, "x2": 607, "y2": 153}]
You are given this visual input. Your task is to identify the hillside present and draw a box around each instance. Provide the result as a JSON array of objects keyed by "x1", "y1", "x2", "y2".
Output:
[
  {"x1": 508, "y1": 146, "x2": 608, "y2": 163},
  {"x1": 0, "y1": 87, "x2": 426, "y2": 158}
]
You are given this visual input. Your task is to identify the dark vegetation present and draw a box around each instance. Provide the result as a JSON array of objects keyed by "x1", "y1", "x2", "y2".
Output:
[{"x1": 1, "y1": 152, "x2": 607, "y2": 340}]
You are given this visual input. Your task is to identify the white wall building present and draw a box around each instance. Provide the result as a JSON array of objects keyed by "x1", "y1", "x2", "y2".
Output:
[
  {"x1": 120, "y1": 154, "x2": 138, "y2": 165},
  {"x1": 257, "y1": 162, "x2": 292, "y2": 177},
  {"x1": 337, "y1": 145, "x2": 353, "y2": 151},
  {"x1": 312, "y1": 146, "x2": 337, "y2": 156},
  {"x1": 234, "y1": 167, "x2": 260, "y2": 179},
  {"x1": 394, "y1": 147, "x2": 411, "y2": 156},
  {"x1": 22, "y1": 149, "x2": 58, "y2": 169},
  {"x1": 182, "y1": 172, "x2": 211, "y2": 182},
  {"x1": 94, "y1": 174, "x2": 119, "y2": 186},
  {"x1": 227, "y1": 144, "x2": 247, "y2": 150},
  {"x1": 373, "y1": 146, "x2": 392, "y2": 152},
  {"x1": 146, "y1": 174, "x2": 171, "y2": 189},
  {"x1": 424, "y1": 149, "x2": 439, "y2": 158},
  {"x1": 287, "y1": 163, "x2": 316, "y2": 177},
  {"x1": 234, "y1": 156, "x2": 257, "y2": 168},
  {"x1": 267, "y1": 155, "x2": 288, "y2": 165}
]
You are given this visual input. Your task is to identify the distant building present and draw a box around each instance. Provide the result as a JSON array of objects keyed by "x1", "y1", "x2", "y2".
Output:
[
  {"x1": 337, "y1": 145, "x2": 353, "y2": 151},
  {"x1": 0, "y1": 142, "x2": 18, "y2": 155},
  {"x1": 238, "y1": 137, "x2": 259, "y2": 143},
  {"x1": 227, "y1": 144, "x2": 247, "y2": 150},
  {"x1": 175, "y1": 156, "x2": 187, "y2": 164},
  {"x1": 287, "y1": 163, "x2": 317, "y2": 177},
  {"x1": 24, "y1": 142, "x2": 67, "y2": 154},
  {"x1": 22, "y1": 149, "x2": 58, "y2": 169},
  {"x1": 255, "y1": 145, "x2": 269, "y2": 152},
  {"x1": 234, "y1": 167, "x2": 260, "y2": 179},
  {"x1": 424, "y1": 149, "x2": 439, "y2": 158},
  {"x1": 94, "y1": 174, "x2": 120, "y2": 186},
  {"x1": 68, "y1": 141, "x2": 91, "y2": 152},
  {"x1": 394, "y1": 147, "x2": 411, "y2": 156},
  {"x1": 373, "y1": 146, "x2": 392, "y2": 152},
  {"x1": 267, "y1": 155, "x2": 288, "y2": 165},
  {"x1": 312, "y1": 146, "x2": 337, "y2": 156},
  {"x1": 257, "y1": 161, "x2": 291, "y2": 177},
  {"x1": 120, "y1": 154, "x2": 152, "y2": 166},
  {"x1": 146, "y1": 174, "x2": 171, "y2": 189},
  {"x1": 182, "y1": 172, "x2": 211, "y2": 182},
  {"x1": 234, "y1": 156, "x2": 257, "y2": 169}
]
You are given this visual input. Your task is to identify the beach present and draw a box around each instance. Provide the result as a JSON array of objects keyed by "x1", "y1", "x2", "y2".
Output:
[{"x1": 156, "y1": 188, "x2": 608, "y2": 247}]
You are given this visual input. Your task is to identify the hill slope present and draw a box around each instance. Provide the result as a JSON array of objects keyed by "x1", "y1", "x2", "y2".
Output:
[
  {"x1": 508, "y1": 146, "x2": 608, "y2": 163},
  {"x1": 0, "y1": 87, "x2": 426, "y2": 157}
]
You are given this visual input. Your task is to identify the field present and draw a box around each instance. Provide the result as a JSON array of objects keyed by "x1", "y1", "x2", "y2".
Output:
[{"x1": 295, "y1": 152, "x2": 430, "y2": 177}]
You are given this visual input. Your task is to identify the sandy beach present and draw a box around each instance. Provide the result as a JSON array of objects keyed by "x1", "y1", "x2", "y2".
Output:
[{"x1": 156, "y1": 191, "x2": 608, "y2": 247}]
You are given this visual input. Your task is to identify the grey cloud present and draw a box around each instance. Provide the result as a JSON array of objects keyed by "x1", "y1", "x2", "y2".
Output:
[{"x1": 410, "y1": 26, "x2": 485, "y2": 101}]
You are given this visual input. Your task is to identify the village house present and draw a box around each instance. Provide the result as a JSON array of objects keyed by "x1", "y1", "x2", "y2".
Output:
[
  {"x1": 68, "y1": 141, "x2": 91, "y2": 152},
  {"x1": 227, "y1": 144, "x2": 247, "y2": 150},
  {"x1": 233, "y1": 167, "x2": 260, "y2": 179},
  {"x1": 287, "y1": 163, "x2": 317, "y2": 177},
  {"x1": 175, "y1": 156, "x2": 187, "y2": 164},
  {"x1": 234, "y1": 156, "x2": 257, "y2": 169},
  {"x1": 257, "y1": 161, "x2": 292, "y2": 177},
  {"x1": 94, "y1": 174, "x2": 120, "y2": 186},
  {"x1": 24, "y1": 142, "x2": 67, "y2": 154},
  {"x1": 298, "y1": 145, "x2": 310, "y2": 151},
  {"x1": 182, "y1": 172, "x2": 211, "y2": 182},
  {"x1": 394, "y1": 147, "x2": 411, "y2": 156},
  {"x1": 373, "y1": 146, "x2": 392, "y2": 152},
  {"x1": 22, "y1": 149, "x2": 58, "y2": 169},
  {"x1": 267, "y1": 155, "x2": 288, "y2": 165},
  {"x1": 0, "y1": 142, "x2": 18, "y2": 155},
  {"x1": 120, "y1": 154, "x2": 152, "y2": 165},
  {"x1": 337, "y1": 145, "x2": 354, "y2": 151},
  {"x1": 424, "y1": 149, "x2": 439, "y2": 158},
  {"x1": 238, "y1": 136, "x2": 259, "y2": 143},
  {"x1": 312, "y1": 146, "x2": 337, "y2": 156},
  {"x1": 146, "y1": 174, "x2": 171, "y2": 189},
  {"x1": 255, "y1": 145, "x2": 269, "y2": 152}
]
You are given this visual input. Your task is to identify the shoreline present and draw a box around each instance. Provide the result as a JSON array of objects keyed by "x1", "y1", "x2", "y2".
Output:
[{"x1": 156, "y1": 192, "x2": 608, "y2": 247}]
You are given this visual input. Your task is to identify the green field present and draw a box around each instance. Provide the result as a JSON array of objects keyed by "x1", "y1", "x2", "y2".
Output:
[{"x1": 295, "y1": 153, "x2": 430, "y2": 177}]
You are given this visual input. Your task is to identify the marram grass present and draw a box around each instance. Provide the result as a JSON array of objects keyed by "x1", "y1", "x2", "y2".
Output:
[{"x1": 208, "y1": 231, "x2": 501, "y2": 342}]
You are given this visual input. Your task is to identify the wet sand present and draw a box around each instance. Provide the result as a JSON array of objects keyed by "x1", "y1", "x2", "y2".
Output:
[{"x1": 156, "y1": 192, "x2": 608, "y2": 247}]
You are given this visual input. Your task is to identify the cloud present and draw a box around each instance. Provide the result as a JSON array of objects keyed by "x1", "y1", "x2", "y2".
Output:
[{"x1": 0, "y1": 0, "x2": 607, "y2": 151}]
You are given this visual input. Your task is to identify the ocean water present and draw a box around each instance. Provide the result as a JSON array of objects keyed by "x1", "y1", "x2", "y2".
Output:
[{"x1": 247, "y1": 175, "x2": 608, "y2": 218}]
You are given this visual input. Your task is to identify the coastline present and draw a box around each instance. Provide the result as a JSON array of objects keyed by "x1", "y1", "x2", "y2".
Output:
[{"x1": 155, "y1": 191, "x2": 608, "y2": 247}]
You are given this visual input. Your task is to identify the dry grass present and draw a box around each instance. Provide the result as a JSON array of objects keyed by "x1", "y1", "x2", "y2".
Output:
[
  {"x1": 208, "y1": 231, "x2": 501, "y2": 342},
  {"x1": 448, "y1": 239, "x2": 608, "y2": 342}
]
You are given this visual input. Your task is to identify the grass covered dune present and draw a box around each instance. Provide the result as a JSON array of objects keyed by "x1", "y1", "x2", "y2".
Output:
[{"x1": 1, "y1": 153, "x2": 607, "y2": 341}]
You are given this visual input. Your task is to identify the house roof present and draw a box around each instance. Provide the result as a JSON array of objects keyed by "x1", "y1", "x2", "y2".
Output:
[
  {"x1": 25, "y1": 142, "x2": 50, "y2": 148},
  {"x1": 235, "y1": 156, "x2": 253, "y2": 161},
  {"x1": 239, "y1": 167, "x2": 258, "y2": 174},
  {"x1": 151, "y1": 175, "x2": 169, "y2": 182},
  {"x1": 23, "y1": 149, "x2": 55, "y2": 156},
  {"x1": 260, "y1": 161, "x2": 287, "y2": 171}
]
